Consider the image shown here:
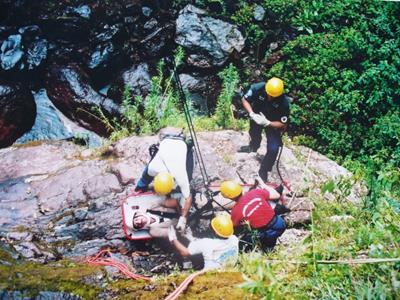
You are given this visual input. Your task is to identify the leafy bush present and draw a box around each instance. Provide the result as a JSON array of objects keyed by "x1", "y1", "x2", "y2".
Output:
[{"x1": 215, "y1": 64, "x2": 240, "y2": 128}]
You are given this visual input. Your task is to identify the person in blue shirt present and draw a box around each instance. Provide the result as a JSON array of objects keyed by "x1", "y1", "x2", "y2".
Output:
[{"x1": 240, "y1": 77, "x2": 290, "y2": 183}]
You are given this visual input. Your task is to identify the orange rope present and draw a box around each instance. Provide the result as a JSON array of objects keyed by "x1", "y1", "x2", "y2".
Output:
[
  {"x1": 86, "y1": 249, "x2": 151, "y2": 281},
  {"x1": 164, "y1": 270, "x2": 206, "y2": 300}
]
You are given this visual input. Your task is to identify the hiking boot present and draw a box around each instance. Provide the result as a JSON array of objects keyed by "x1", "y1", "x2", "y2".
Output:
[
  {"x1": 274, "y1": 184, "x2": 284, "y2": 195},
  {"x1": 237, "y1": 145, "x2": 257, "y2": 153}
]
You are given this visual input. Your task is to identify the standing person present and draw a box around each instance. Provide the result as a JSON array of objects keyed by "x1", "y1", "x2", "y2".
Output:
[
  {"x1": 220, "y1": 181, "x2": 286, "y2": 251},
  {"x1": 239, "y1": 77, "x2": 290, "y2": 183},
  {"x1": 168, "y1": 214, "x2": 239, "y2": 270},
  {"x1": 135, "y1": 127, "x2": 194, "y2": 232}
]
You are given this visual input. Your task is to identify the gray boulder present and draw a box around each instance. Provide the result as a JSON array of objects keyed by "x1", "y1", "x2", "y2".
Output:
[{"x1": 175, "y1": 5, "x2": 245, "y2": 67}]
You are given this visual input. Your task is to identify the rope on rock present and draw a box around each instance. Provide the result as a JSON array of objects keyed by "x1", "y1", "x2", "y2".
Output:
[
  {"x1": 265, "y1": 257, "x2": 400, "y2": 265},
  {"x1": 164, "y1": 270, "x2": 207, "y2": 300},
  {"x1": 86, "y1": 249, "x2": 151, "y2": 281}
]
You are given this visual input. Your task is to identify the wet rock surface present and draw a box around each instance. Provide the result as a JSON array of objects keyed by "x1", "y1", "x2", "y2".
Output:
[
  {"x1": 0, "y1": 81, "x2": 36, "y2": 147},
  {"x1": 45, "y1": 64, "x2": 122, "y2": 136},
  {"x1": 15, "y1": 89, "x2": 102, "y2": 147}
]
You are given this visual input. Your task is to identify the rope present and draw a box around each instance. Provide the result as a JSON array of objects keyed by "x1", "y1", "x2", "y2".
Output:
[
  {"x1": 168, "y1": 58, "x2": 210, "y2": 188},
  {"x1": 276, "y1": 144, "x2": 293, "y2": 193},
  {"x1": 164, "y1": 270, "x2": 207, "y2": 300},
  {"x1": 265, "y1": 257, "x2": 400, "y2": 265},
  {"x1": 287, "y1": 148, "x2": 313, "y2": 208},
  {"x1": 85, "y1": 249, "x2": 151, "y2": 281},
  {"x1": 167, "y1": 57, "x2": 223, "y2": 212}
]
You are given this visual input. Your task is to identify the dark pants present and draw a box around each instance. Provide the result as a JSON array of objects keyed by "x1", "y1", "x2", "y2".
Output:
[
  {"x1": 238, "y1": 215, "x2": 286, "y2": 252},
  {"x1": 257, "y1": 215, "x2": 286, "y2": 251},
  {"x1": 249, "y1": 120, "x2": 282, "y2": 179},
  {"x1": 136, "y1": 147, "x2": 194, "y2": 190}
]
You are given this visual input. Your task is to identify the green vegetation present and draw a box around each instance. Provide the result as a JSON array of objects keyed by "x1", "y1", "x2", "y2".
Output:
[
  {"x1": 0, "y1": 250, "x2": 102, "y2": 299},
  {"x1": 237, "y1": 183, "x2": 400, "y2": 299},
  {"x1": 104, "y1": 48, "x2": 246, "y2": 141},
  {"x1": 263, "y1": 0, "x2": 399, "y2": 198}
]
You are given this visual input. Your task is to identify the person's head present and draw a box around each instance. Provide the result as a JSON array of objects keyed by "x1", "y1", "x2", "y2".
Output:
[
  {"x1": 265, "y1": 77, "x2": 284, "y2": 99},
  {"x1": 131, "y1": 211, "x2": 151, "y2": 230},
  {"x1": 154, "y1": 172, "x2": 174, "y2": 195},
  {"x1": 220, "y1": 181, "x2": 242, "y2": 200},
  {"x1": 211, "y1": 214, "x2": 234, "y2": 239}
]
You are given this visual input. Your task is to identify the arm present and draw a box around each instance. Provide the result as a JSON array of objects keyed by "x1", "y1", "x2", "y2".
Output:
[
  {"x1": 267, "y1": 121, "x2": 287, "y2": 131},
  {"x1": 171, "y1": 239, "x2": 191, "y2": 257},
  {"x1": 181, "y1": 194, "x2": 192, "y2": 218},
  {"x1": 242, "y1": 96, "x2": 254, "y2": 114},
  {"x1": 168, "y1": 225, "x2": 191, "y2": 257},
  {"x1": 263, "y1": 186, "x2": 280, "y2": 200}
]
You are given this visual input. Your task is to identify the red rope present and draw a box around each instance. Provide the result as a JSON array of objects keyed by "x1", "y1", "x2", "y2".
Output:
[{"x1": 85, "y1": 249, "x2": 151, "y2": 281}]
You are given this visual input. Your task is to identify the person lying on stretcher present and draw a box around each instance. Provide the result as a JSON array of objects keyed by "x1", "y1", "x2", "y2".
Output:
[{"x1": 128, "y1": 193, "x2": 184, "y2": 239}]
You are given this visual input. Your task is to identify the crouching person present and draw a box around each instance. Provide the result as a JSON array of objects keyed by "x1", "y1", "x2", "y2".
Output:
[
  {"x1": 220, "y1": 181, "x2": 287, "y2": 251},
  {"x1": 168, "y1": 214, "x2": 239, "y2": 270},
  {"x1": 135, "y1": 127, "x2": 193, "y2": 233}
]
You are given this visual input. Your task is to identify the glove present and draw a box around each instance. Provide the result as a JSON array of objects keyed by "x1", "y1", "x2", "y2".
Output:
[
  {"x1": 176, "y1": 216, "x2": 187, "y2": 233},
  {"x1": 168, "y1": 225, "x2": 177, "y2": 242},
  {"x1": 249, "y1": 112, "x2": 264, "y2": 125},
  {"x1": 258, "y1": 112, "x2": 271, "y2": 127},
  {"x1": 183, "y1": 227, "x2": 194, "y2": 242}
]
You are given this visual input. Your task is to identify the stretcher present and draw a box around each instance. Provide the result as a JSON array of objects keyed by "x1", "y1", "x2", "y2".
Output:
[{"x1": 121, "y1": 192, "x2": 171, "y2": 240}]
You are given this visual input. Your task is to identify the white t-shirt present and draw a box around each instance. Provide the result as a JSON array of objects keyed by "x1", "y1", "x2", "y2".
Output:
[
  {"x1": 147, "y1": 138, "x2": 190, "y2": 199},
  {"x1": 187, "y1": 235, "x2": 239, "y2": 270}
]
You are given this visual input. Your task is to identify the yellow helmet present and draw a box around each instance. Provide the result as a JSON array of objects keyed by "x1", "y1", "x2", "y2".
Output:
[
  {"x1": 265, "y1": 77, "x2": 284, "y2": 97},
  {"x1": 220, "y1": 181, "x2": 242, "y2": 199},
  {"x1": 154, "y1": 172, "x2": 174, "y2": 195},
  {"x1": 211, "y1": 214, "x2": 234, "y2": 238}
]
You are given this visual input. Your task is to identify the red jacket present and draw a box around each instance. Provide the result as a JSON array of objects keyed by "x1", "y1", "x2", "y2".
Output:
[{"x1": 231, "y1": 189, "x2": 275, "y2": 229}]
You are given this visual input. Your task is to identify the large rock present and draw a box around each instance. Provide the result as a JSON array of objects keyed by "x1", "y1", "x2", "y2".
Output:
[
  {"x1": 0, "y1": 81, "x2": 36, "y2": 148},
  {"x1": 45, "y1": 64, "x2": 122, "y2": 136},
  {"x1": 175, "y1": 5, "x2": 245, "y2": 67},
  {"x1": 0, "y1": 34, "x2": 24, "y2": 70},
  {"x1": 0, "y1": 28, "x2": 48, "y2": 72},
  {"x1": 108, "y1": 63, "x2": 152, "y2": 104},
  {"x1": 15, "y1": 89, "x2": 102, "y2": 147}
]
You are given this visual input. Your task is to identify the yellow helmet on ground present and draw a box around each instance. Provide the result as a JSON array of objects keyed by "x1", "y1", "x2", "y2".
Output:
[
  {"x1": 265, "y1": 77, "x2": 284, "y2": 97},
  {"x1": 154, "y1": 172, "x2": 174, "y2": 195},
  {"x1": 211, "y1": 214, "x2": 234, "y2": 238},
  {"x1": 220, "y1": 181, "x2": 242, "y2": 199}
]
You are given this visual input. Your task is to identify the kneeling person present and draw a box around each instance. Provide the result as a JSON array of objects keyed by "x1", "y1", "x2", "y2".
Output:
[
  {"x1": 220, "y1": 181, "x2": 286, "y2": 251},
  {"x1": 168, "y1": 214, "x2": 239, "y2": 270}
]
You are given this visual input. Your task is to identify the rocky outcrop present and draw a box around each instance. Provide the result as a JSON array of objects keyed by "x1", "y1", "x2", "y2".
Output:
[
  {"x1": 0, "y1": 131, "x2": 365, "y2": 267},
  {"x1": 0, "y1": 81, "x2": 36, "y2": 147},
  {"x1": 175, "y1": 5, "x2": 245, "y2": 68},
  {"x1": 45, "y1": 64, "x2": 122, "y2": 136}
]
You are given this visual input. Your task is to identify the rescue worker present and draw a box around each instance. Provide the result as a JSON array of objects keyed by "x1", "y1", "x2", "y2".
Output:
[
  {"x1": 135, "y1": 127, "x2": 193, "y2": 232},
  {"x1": 168, "y1": 214, "x2": 239, "y2": 270},
  {"x1": 220, "y1": 181, "x2": 286, "y2": 251},
  {"x1": 239, "y1": 77, "x2": 290, "y2": 183}
]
